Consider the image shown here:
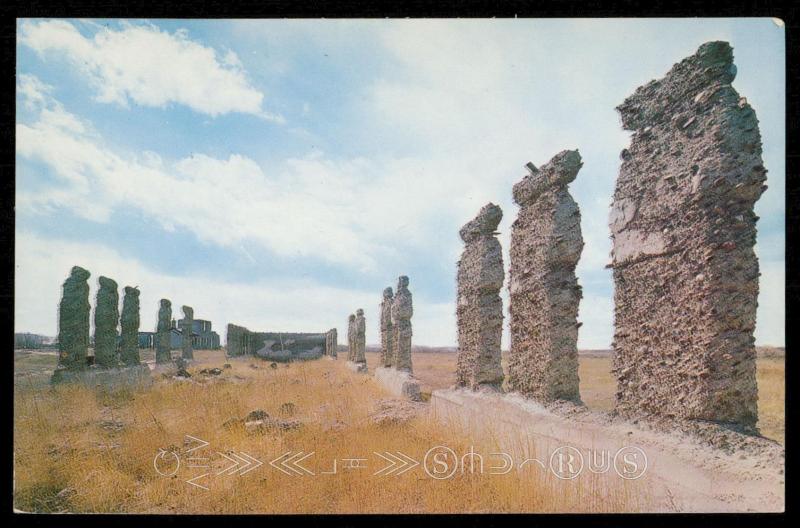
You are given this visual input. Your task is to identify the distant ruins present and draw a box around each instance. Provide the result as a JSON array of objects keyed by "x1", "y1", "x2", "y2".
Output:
[
  {"x1": 180, "y1": 306, "x2": 194, "y2": 360},
  {"x1": 455, "y1": 203, "x2": 505, "y2": 390},
  {"x1": 120, "y1": 287, "x2": 141, "y2": 367},
  {"x1": 325, "y1": 328, "x2": 338, "y2": 358},
  {"x1": 392, "y1": 276, "x2": 414, "y2": 372},
  {"x1": 507, "y1": 150, "x2": 584, "y2": 402},
  {"x1": 56, "y1": 266, "x2": 91, "y2": 371},
  {"x1": 93, "y1": 276, "x2": 119, "y2": 369},
  {"x1": 225, "y1": 324, "x2": 326, "y2": 361},
  {"x1": 380, "y1": 288, "x2": 394, "y2": 367},
  {"x1": 156, "y1": 299, "x2": 172, "y2": 363},
  {"x1": 610, "y1": 41, "x2": 765, "y2": 428}
]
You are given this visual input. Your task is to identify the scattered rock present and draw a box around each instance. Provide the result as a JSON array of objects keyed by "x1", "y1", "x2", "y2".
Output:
[{"x1": 279, "y1": 402, "x2": 296, "y2": 416}]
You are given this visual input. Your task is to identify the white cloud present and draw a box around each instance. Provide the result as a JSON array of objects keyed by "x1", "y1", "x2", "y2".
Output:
[
  {"x1": 19, "y1": 20, "x2": 282, "y2": 121},
  {"x1": 14, "y1": 231, "x2": 456, "y2": 346}
]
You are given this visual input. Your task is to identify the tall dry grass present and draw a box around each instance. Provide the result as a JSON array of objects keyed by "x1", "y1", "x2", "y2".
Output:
[{"x1": 14, "y1": 351, "x2": 642, "y2": 513}]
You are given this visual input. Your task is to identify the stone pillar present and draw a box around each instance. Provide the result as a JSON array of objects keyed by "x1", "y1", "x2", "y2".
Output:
[
  {"x1": 392, "y1": 276, "x2": 413, "y2": 373},
  {"x1": 380, "y1": 287, "x2": 395, "y2": 367},
  {"x1": 181, "y1": 306, "x2": 194, "y2": 360},
  {"x1": 610, "y1": 41, "x2": 765, "y2": 428},
  {"x1": 347, "y1": 314, "x2": 356, "y2": 361},
  {"x1": 354, "y1": 309, "x2": 366, "y2": 363},
  {"x1": 329, "y1": 328, "x2": 338, "y2": 358},
  {"x1": 507, "y1": 150, "x2": 584, "y2": 402},
  {"x1": 94, "y1": 276, "x2": 120, "y2": 369},
  {"x1": 120, "y1": 286, "x2": 140, "y2": 366},
  {"x1": 226, "y1": 324, "x2": 238, "y2": 357},
  {"x1": 156, "y1": 299, "x2": 172, "y2": 363},
  {"x1": 57, "y1": 266, "x2": 91, "y2": 370},
  {"x1": 456, "y1": 203, "x2": 505, "y2": 390}
]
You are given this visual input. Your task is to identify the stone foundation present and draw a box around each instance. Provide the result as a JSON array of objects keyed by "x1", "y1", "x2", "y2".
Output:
[
  {"x1": 346, "y1": 361, "x2": 368, "y2": 373},
  {"x1": 374, "y1": 366, "x2": 422, "y2": 401}
]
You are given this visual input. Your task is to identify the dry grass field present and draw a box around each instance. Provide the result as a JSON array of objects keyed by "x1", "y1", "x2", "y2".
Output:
[{"x1": 13, "y1": 348, "x2": 783, "y2": 513}]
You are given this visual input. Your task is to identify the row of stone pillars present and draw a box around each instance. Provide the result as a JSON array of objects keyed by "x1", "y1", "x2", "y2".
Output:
[
  {"x1": 55, "y1": 265, "x2": 196, "y2": 378},
  {"x1": 455, "y1": 41, "x2": 765, "y2": 430},
  {"x1": 377, "y1": 275, "x2": 414, "y2": 372}
]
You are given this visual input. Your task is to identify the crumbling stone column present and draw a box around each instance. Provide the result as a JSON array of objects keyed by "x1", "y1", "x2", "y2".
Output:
[
  {"x1": 181, "y1": 305, "x2": 194, "y2": 360},
  {"x1": 57, "y1": 266, "x2": 91, "y2": 370},
  {"x1": 120, "y1": 286, "x2": 141, "y2": 366},
  {"x1": 94, "y1": 276, "x2": 120, "y2": 369},
  {"x1": 347, "y1": 314, "x2": 356, "y2": 361},
  {"x1": 392, "y1": 276, "x2": 413, "y2": 373},
  {"x1": 380, "y1": 288, "x2": 394, "y2": 367},
  {"x1": 326, "y1": 328, "x2": 338, "y2": 358},
  {"x1": 456, "y1": 203, "x2": 505, "y2": 390},
  {"x1": 610, "y1": 41, "x2": 765, "y2": 428},
  {"x1": 354, "y1": 309, "x2": 366, "y2": 363},
  {"x1": 507, "y1": 150, "x2": 584, "y2": 402},
  {"x1": 156, "y1": 299, "x2": 172, "y2": 363}
]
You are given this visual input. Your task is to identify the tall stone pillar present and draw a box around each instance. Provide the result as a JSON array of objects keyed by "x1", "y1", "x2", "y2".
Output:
[
  {"x1": 610, "y1": 41, "x2": 765, "y2": 428},
  {"x1": 120, "y1": 286, "x2": 141, "y2": 366},
  {"x1": 347, "y1": 314, "x2": 356, "y2": 361},
  {"x1": 354, "y1": 309, "x2": 366, "y2": 363},
  {"x1": 507, "y1": 150, "x2": 584, "y2": 402},
  {"x1": 155, "y1": 299, "x2": 172, "y2": 363},
  {"x1": 392, "y1": 276, "x2": 413, "y2": 373},
  {"x1": 57, "y1": 266, "x2": 91, "y2": 370},
  {"x1": 329, "y1": 328, "x2": 338, "y2": 358},
  {"x1": 181, "y1": 306, "x2": 194, "y2": 360},
  {"x1": 94, "y1": 276, "x2": 120, "y2": 369},
  {"x1": 456, "y1": 203, "x2": 505, "y2": 390},
  {"x1": 380, "y1": 288, "x2": 394, "y2": 367}
]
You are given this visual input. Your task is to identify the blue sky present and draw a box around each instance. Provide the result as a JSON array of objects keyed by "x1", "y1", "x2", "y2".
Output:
[{"x1": 15, "y1": 18, "x2": 785, "y2": 348}]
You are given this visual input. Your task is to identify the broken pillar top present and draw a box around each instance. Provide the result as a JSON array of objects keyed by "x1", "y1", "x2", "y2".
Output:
[
  {"x1": 459, "y1": 202, "x2": 503, "y2": 243},
  {"x1": 160, "y1": 298, "x2": 171, "y2": 308},
  {"x1": 98, "y1": 276, "x2": 117, "y2": 289},
  {"x1": 383, "y1": 287, "x2": 394, "y2": 299},
  {"x1": 397, "y1": 275, "x2": 410, "y2": 290},
  {"x1": 512, "y1": 149, "x2": 582, "y2": 206},
  {"x1": 616, "y1": 40, "x2": 737, "y2": 131},
  {"x1": 69, "y1": 266, "x2": 90, "y2": 281},
  {"x1": 182, "y1": 305, "x2": 193, "y2": 318},
  {"x1": 356, "y1": 308, "x2": 364, "y2": 316},
  {"x1": 348, "y1": 314, "x2": 355, "y2": 321},
  {"x1": 124, "y1": 286, "x2": 139, "y2": 297}
]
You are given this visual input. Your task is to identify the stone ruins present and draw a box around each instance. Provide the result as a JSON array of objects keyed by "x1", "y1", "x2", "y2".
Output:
[
  {"x1": 119, "y1": 287, "x2": 141, "y2": 367},
  {"x1": 156, "y1": 299, "x2": 172, "y2": 364},
  {"x1": 226, "y1": 324, "x2": 326, "y2": 361},
  {"x1": 392, "y1": 276, "x2": 414, "y2": 373},
  {"x1": 180, "y1": 305, "x2": 194, "y2": 360},
  {"x1": 326, "y1": 328, "x2": 338, "y2": 358},
  {"x1": 380, "y1": 287, "x2": 394, "y2": 367},
  {"x1": 455, "y1": 203, "x2": 505, "y2": 391},
  {"x1": 507, "y1": 150, "x2": 584, "y2": 403},
  {"x1": 354, "y1": 309, "x2": 366, "y2": 363},
  {"x1": 610, "y1": 41, "x2": 765, "y2": 428},
  {"x1": 93, "y1": 276, "x2": 120, "y2": 369},
  {"x1": 347, "y1": 314, "x2": 356, "y2": 362},
  {"x1": 56, "y1": 266, "x2": 91, "y2": 371}
]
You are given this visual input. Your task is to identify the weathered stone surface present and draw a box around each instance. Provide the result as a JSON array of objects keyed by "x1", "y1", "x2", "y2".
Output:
[
  {"x1": 507, "y1": 150, "x2": 584, "y2": 402},
  {"x1": 347, "y1": 314, "x2": 356, "y2": 362},
  {"x1": 326, "y1": 328, "x2": 338, "y2": 358},
  {"x1": 93, "y1": 276, "x2": 120, "y2": 369},
  {"x1": 181, "y1": 305, "x2": 194, "y2": 360},
  {"x1": 156, "y1": 299, "x2": 172, "y2": 363},
  {"x1": 392, "y1": 276, "x2": 413, "y2": 373},
  {"x1": 610, "y1": 41, "x2": 765, "y2": 428},
  {"x1": 56, "y1": 266, "x2": 91, "y2": 371},
  {"x1": 456, "y1": 203, "x2": 505, "y2": 390},
  {"x1": 374, "y1": 367, "x2": 422, "y2": 401},
  {"x1": 120, "y1": 287, "x2": 140, "y2": 366},
  {"x1": 354, "y1": 308, "x2": 366, "y2": 363},
  {"x1": 380, "y1": 287, "x2": 395, "y2": 367}
]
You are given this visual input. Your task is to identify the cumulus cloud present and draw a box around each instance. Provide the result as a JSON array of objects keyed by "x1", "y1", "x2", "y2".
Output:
[{"x1": 19, "y1": 20, "x2": 282, "y2": 121}]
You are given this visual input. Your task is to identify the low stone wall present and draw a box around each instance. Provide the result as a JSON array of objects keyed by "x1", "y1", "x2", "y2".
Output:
[
  {"x1": 374, "y1": 366, "x2": 422, "y2": 401},
  {"x1": 430, "y1": 388, "x2": 783, "y2": 513}
]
